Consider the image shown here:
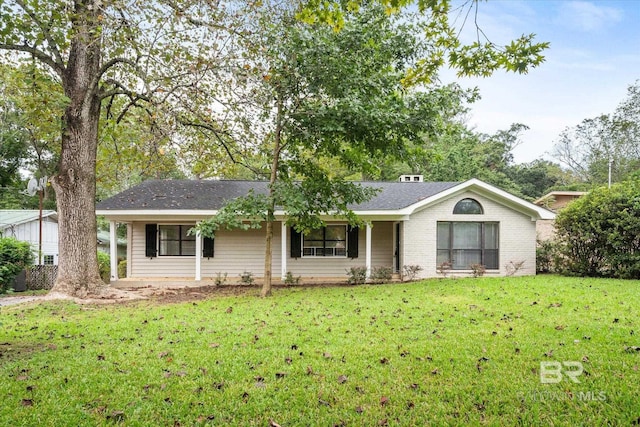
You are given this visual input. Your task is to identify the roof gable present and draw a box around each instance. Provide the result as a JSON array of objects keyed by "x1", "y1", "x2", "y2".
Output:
[{"x1": 400, "y1": 179, "x2": 555, "y2": 220}]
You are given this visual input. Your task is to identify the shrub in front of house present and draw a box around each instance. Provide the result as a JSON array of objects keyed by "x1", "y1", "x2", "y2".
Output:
[
  {"x1": 284, "y1": 271, "x2": 301, "y2": 286},
  {"x1": 0, "y1": 237, "x2": 34, "y2": 293},
  {"x1": 402, "y1": 264, "x2": 423, "y2": 281},
  {"x1": 536, "y1": 239, "x2": 562, "y2": 273},
  {"x1": 369, "y1": 266, "x2": 393, "y2": 284},
  {"x1": 97, "y1": 251, "x2": 110, "y2": 283},
  {"x1": 555, "y1": 177, "x2": 640, "y2": 279},
  {"x1": 346, "y1": 266, "x2": 367, "y2": 285},
  {"x1": 117, "y1": 260, "x2": 127, "y2": 278}
]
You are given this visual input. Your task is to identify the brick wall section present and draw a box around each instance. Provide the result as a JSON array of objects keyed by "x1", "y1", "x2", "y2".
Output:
[{"x1": 403, "y1": 190, "x2": 537, "y2": 278}]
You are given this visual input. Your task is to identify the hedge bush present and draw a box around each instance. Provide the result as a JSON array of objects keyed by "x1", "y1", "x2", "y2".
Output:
[
  {"x1": 118, "y1": 259, "x2": 127, "y2": 278},
  {"x1": 97, "y1": 251, "x2": 110, "y2": 283},
  {"x1": 555, "y1": 177, "x2": 640, "y2": 278},
  {"x1": 0, "y1": 237, "x2": 34, "y2": 293}
]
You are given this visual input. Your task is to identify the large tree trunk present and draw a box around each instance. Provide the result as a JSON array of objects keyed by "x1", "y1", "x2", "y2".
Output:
[{"x1": 49, "y1": 1, "x2": 105, "y2": 297}]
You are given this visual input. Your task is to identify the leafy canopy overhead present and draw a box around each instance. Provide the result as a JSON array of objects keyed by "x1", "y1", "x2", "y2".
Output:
[{"x1": 299, "y1": 0, "x2": 549, "y2": 83}]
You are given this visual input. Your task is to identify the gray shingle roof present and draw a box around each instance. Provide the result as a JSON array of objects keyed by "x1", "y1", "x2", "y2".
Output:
[{"x1": 96, "y1": 180, "x2": 460, "y2": 211}]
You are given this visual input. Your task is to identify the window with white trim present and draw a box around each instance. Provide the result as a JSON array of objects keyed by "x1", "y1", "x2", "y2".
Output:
[
  {"x1": 453, "y1": 198, "x2": 484, "y2": 214},
  {"x1": 158, "y1": 225, "x2": 195, "y2": 256},
  {"x1": 303, "y1": 225, "x2": 347, "y2": 257},
  {"x1": 436, "y1": 222, "x2": 499, "y2": 270}
]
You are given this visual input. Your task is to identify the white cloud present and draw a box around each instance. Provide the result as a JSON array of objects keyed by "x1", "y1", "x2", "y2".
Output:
[{"x1": 556, "y1": 1, "x2": 623, "y2": 32}]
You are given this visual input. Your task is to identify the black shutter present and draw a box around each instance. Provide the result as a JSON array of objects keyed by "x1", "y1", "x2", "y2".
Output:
[
  {"x1": 203, "y1": 237, "x2": 214, "y2": 258},
  {"x1": 347, "y1": 226, "x2": 359, "y2": 258},
  {"x1": 290, "y1": 227, "x2": 302, "y2": 258},
  {"x1": 145, "y1": 224, "x2": 157, "y2": 258}
]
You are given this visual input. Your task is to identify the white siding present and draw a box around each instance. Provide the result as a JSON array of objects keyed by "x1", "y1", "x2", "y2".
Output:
[
  {"x1": 129, "y1": 221, "x2": 393, "y2": 279},
  {"x1": 201, "y1": 226, "x2": 280, "y2": 278},
  {"x1": 286, "y1": 221, "x2": 393, "y2": 279},
  {"x1": 2, "y1": 218, "x2": 59, "y2": 265},
  {"x1": 130, "y1": 222, "x2": 280, "y2": 278},
  {"x1": 403, "y1": 191, "x2": 537, "y2": 278}
]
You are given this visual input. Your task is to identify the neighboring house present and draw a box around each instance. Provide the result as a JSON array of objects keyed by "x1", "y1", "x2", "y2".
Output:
[
  {"x1": 0, "y1": 210, "x2": 59, "y2": 265},
  {"x1": 534, "y1": 191, "x2": 587, "y2": 240},
  {"x1": 95, "y1": 177, "x2": 555, "y2": 284},
  {"x1": 97, "y1": 229, "x2": 127, "y2": 259}
]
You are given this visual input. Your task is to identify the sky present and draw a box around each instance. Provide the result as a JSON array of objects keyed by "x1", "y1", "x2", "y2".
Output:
[{"x1": 440, "y1": 0, "x2": 640, "y2": 164}]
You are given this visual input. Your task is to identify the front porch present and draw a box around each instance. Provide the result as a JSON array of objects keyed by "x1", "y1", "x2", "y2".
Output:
[{"x1": 105, "y1": 220, "x2": 403, "y2": 284}]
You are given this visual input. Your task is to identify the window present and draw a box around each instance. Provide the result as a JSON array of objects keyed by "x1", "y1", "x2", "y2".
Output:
[
  {"x1": 437, "y1": 222, "x2": 499, "y2": 269},
  {"x1": 303, "y1": 225, "x2": 347, "y2": 257},
  {"x1": 158, "y1": 225, "x2": 195, "y2": 256},
  {"x1": 453, "y1": 198, "x2": 483, "y2": 214},
  {"x1": 43, "y1": 255, "x2": 54, "y2": 265}
]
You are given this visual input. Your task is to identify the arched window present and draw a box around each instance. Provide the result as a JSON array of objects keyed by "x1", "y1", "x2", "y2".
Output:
[{"x1": 453, "y1": 198, "x2": 483, "y2": 214}]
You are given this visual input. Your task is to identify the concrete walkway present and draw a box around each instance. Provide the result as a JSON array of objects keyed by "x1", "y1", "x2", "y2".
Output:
[{"x1": 0, "y1": 296, "x2": 42, "y2": 307}]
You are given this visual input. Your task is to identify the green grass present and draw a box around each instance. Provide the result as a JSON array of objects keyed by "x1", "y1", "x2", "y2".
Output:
[{"x1": 1, "y1": 276, "x2": 639, "y2": 426}]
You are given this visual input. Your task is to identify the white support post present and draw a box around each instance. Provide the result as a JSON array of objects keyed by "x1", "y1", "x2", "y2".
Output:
[
  {"x1": 281, "y1": 221, "x2": 287, "y2": 280},
  {"x1": 126, "y1": 223, "x2": 132, "y2": 278},
  {"x1": 365, "y1": 223, "x2": 372, "y2": 279},
  {"x1": 195, "y1": 229, "x2": 202, "y2": 281},
  {"x1": 109, "y1": 220, "x2": 118, "y2": 282}
]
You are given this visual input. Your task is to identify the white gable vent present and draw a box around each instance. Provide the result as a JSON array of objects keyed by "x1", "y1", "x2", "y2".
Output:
[{"x1": 399, "y1": 175, "x2": 423, "y2": 182}]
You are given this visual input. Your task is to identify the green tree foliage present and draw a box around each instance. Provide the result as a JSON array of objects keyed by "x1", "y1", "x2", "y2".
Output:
[
  {"x1": 194, "y1": 5, "x2": 424, "y2": 296},
  {"x1": 400, "y1": 122, "x2": 527, "y2": 196},
  {"x1": 0, "y1": 63, "x2": 61, "y2": 208},
  {"x1": 507, "y1": 159, "x2": 574, "y2": 200},
  {"x1": 555, "y1": 176, "x2": 640, "y2": 279},
  {"x1": 0, "y1": 237, "x2": 34, "y2": 293},
  {"x1": 553, "y1": 81, "x2": 640, "y2": 186},
  {"x1": 299, "y1": 0, "x2": 549, "y2": 81},
  {"x1": 97, "y1": 101, "x2": 185, "y2": 200}
]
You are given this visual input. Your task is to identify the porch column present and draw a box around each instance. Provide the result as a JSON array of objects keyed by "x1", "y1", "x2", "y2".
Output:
[
  {"x1": 126, "y1": 223, "x2": 132, "y2": 278},
  {"x1": 195, "y1": 229, "x2": 202, "y2": 281},
  {"x1": 109, "y1": 220, "x2": 118, "y2": 282},
  {"x1": 365, "y1": 223, "x2": 372, "y2": 279},
  {"x1": 281, "y1": 221, "x2": 287, "y2": 280}
]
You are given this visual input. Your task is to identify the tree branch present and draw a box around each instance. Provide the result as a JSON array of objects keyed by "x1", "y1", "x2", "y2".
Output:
[
  {"x1": 14, "y1": 0, "x2": 65, "y2": 68},
  {"x1": 162, "y1": 0, "x2": 240, "y2": 34},
  {"x1": 179, "y1": 117, "x2": 265, "y2": 176},
  {"x1": 0, "y1": 43, "x2": 64, "y2": 79},
  {"x1": 94, "y1": 57, "x2": 146, "y2": 100}
]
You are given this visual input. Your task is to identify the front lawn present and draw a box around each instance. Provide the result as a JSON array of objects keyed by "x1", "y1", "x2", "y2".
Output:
[{"x1": 1, "y1": 276, "x2": 639, "y2": 425}]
